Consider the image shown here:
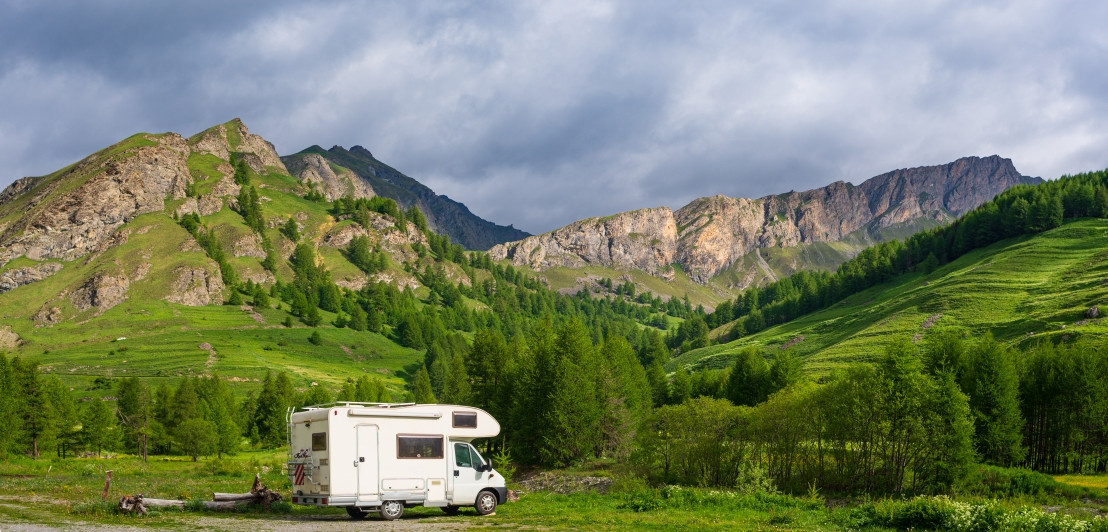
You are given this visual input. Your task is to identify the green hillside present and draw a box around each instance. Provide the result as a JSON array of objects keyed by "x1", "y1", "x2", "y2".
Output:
[
  {"x1": 669, "y1": 218, "x2": 1108, "y2": 374},
  {"x1": 0, "y1": 123, "x2": 430, "y2": 399}
]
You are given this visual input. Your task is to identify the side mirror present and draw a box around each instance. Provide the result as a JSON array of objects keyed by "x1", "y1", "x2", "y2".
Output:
[{"x1": 480, "y1": 463, "x2": 492, "y2": 472}]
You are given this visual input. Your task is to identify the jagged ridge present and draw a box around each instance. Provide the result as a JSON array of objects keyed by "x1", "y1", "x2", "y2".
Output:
[
  {"x1": 490, "y1": 156, "x2": 1042, "y2": 285},
  {"x1": 282, "y1": 146, "x2": 529, "y2": 251}
]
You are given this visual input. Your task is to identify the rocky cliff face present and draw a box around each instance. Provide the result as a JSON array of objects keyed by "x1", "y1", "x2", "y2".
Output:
[
  {"x1": 490, "y1": 156, "x2": 1041, "y2": 284},
  {"x1": 0, "y1": 133, "x2": 192, "y2": 266},
  {"x1": 286, "y1": 145, "x2": 530, "y2": 251},
  {"x1": 282, "y1": 152, "x2": 375, "y2": 201},
  {"x1": 489, "y1": 207, "x2": 678, "y2": 279},
  {"x1": 190, "y1": 118, "x2": 288, "y2": 175}
]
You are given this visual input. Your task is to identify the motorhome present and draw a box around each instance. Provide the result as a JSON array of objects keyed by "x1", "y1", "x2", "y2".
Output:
[{"x1": 286, "y1": 402, "x2": 508, "y2": 520}]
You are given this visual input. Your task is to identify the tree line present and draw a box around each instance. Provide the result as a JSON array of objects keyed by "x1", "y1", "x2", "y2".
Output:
[{"x1": 705, "y1": 169, "x2": 1108, "y2": 342}]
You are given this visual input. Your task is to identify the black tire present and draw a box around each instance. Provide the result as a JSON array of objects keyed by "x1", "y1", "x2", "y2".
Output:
[
  {"x1": 474, "y1": 490, "x2": 498, "y2": 516},
  {"x1": 442, "y1": 505, "x2": 461, "y2": 516},
  {"x1": 346, "y1": 506, "x2": 369, "y2": 520},
  {"x1": 380, "y1": 500, "x2": 404, "y2": 521}
]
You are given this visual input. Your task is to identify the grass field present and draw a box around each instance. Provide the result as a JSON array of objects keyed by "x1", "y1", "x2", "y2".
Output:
[
  {"x1": 670, "y1": 218, "x2": 1108, "y2": 374},
  {"x1": 2, "y1": 452, "x2": 1105, "y2": 531}
]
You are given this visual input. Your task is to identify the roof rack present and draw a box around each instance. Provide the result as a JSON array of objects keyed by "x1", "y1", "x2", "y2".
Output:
[{"x1": 297, "y1": 401, "x2": 418, "y2": 411}]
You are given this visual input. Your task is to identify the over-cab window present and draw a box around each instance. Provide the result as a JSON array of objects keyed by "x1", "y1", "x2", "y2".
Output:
[
  {"x1": 397, "y1": 435, "x2": 443, "y2": 459},
  {"x1": 312, "y1": 432, "x2": 327, "y2": 451},
  {"x1": 452, "y1": 412, "x2": 478, "y2": 428}
]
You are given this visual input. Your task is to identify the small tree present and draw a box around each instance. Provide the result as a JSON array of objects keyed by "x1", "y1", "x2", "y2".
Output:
[
  {"x1": 281, "y1": 218, "x2": 300, "y2": 242},
  {"x1": 177, "y1": 418, "x2": 218, "y2": 461}
]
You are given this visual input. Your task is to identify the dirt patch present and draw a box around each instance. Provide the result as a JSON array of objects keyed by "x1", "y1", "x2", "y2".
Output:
[
  {"x1": 780, "y1": 336, "x2": 804, "y2": 350},
  {"x1": 921, "y1": 313, "x2": 943, "y2": 330},
  {"x1": 200, "y1": 342, "x2": 218, "y2": 367}
]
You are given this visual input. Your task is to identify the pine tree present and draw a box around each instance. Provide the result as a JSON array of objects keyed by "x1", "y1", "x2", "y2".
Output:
[
  {"x1": 726, "y1": 347, "x2": 769, "y2": 406},
  {"x1": 0, "y1": 354, "x2": 18, "y2": 456},
  {"x1": 962, "y1": 334, "x2": 1025, "y2": 466},
  {"x1": 80, "y1": 398, "x2": 118, "y2": 457},
  {"x1": 13, "y1": 358, "x2": 54, "y2": 459},
  {"x1": 413, "y1": 366, "x2": 436, "y2": 403}
]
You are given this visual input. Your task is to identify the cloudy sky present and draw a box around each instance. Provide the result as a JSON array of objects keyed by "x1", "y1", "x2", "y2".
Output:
[{"x1": 1, "y1": 1, "x2": 1105, "y2": 234}]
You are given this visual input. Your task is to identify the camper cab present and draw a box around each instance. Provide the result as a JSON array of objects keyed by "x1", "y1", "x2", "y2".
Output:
[{"x1": 287, "y1": 402, "x2": 507, "y2": 520}]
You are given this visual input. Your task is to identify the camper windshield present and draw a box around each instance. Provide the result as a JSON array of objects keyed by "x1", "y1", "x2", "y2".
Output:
[{"x1": 454, "y1": 442, "x2": 485, "y2": 469}]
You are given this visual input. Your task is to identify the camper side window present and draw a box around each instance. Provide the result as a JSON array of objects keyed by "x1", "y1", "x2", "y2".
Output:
[
  {"x1": 311, "y1": 432, "x2": 326, "y2": 451},
  {"x1": 454, "y1": 443, "x2": 473, "y2": 468},
  {"x1": 452, "y1": 412, "x2": 478, "y2": 428},
  {"x1": 397, "y1": 435, "x2": 444, "y2": 459}
]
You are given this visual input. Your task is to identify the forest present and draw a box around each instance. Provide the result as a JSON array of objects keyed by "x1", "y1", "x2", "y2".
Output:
[{"x1": 1, "y1": 169, "x2": 1107, "y2": 503}]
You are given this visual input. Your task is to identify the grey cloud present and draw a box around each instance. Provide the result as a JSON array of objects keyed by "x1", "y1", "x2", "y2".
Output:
[{"x1": 1, "y1": 0, "x2": 1105, "y2": 235}]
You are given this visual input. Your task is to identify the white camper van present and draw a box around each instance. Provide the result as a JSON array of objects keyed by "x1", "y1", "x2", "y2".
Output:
[{"x1": 286, "y1": 402, "x2": 507, "y2": 520}]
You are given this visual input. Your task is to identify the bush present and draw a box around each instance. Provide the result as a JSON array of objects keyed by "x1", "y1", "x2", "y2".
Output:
[{"x1": 956, "y1": 465, "x2": 1064, "y2": 497}]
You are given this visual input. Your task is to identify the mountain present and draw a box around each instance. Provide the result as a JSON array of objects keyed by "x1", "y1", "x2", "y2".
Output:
[
  {"x1": 489, "y1": 156, "x2": 1043, "y2": 287},
  {"x1": 281, "y1": 145, "x2": 529, "y2": 251},
  {"x1": 668, "y1": 217, "x2": 1108, "y2": 374},
  {"x1": 0, "y1": 119, "x2": 450, "y2": 394}
]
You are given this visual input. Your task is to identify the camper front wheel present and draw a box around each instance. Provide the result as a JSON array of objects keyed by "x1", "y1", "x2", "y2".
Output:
[
  {"x1": 475, "y1": 490, "x2": 498, "y2": 515},
  {"x1": 380, "y1": 500, "x2": 404, "y2": 520}
]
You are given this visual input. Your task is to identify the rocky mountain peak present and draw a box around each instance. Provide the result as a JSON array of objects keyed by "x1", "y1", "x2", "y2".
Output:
[
  {"x1": 189, "y1": 119, "x2": 288, "y2": 175},
  {"x1": 492, "y1": 156, "x2": 1041, "y2": 285}
]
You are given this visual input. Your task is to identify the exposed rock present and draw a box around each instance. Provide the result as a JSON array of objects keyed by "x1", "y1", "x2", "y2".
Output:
[
  {"x1": 0, "y1": 261, "x2": 63, "y2": 293},
  {"x1": 494, "y1": 155, "x2": 1040, "y2": 284},
  {"x1": 0, "y1": 176, "x2": 40, "y2": 205},
  {"x1": 489, "y1": 207, "x2": 677, "y2": 279},
  {"x1": 70, "y1": 272, "x2": 130, "y2": 313},
  {"x1": 190, "y1": 119, "x2": 288, "y2": 175},
  {"x1": 33, "y1": 306, "x2": 62, "y2": 327},
  {"x1": 284, "y1": 153, "x2": 375, "y2": 201},
  {"x1": 232, "y1": 234, "x2": 266, "y2": 258},
  {"x1": 132, "y1": 263, "x2": 151, "y2": 281},
  {"x1": 0, "y1": 325, "x2": 22, "y2": 349},
  {"x1": 164, "y1": 265, "x2": 224, "y2": 306},
  {"x1": 1087, "y1": 306, "x2": 1100, "y2": 319},
  {"x1": 287, "y1": 145, "x2": 529, "y2": 250},
  {"x1": 322, "y1": 223, "x2": 370, "y2": 248},
  {"x1": 0, "y1": 133, "x2": 192, "y2": 266}
]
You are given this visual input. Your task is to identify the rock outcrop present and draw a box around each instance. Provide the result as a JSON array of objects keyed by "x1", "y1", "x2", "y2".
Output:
[
  {"x1": 489, "y1": 207, "x2": 678, "y2": 279},
  {"x1": 285, "y1": 145, "x2": 530, "y2": 251},
  {"x1": 0, "y1": 262, "x2": 63, "y2": 294},
  {"x1": 189, "y1": 118, "x2": 288, "y2": 175},
  {"x1": 0, "y1": 133, "x2": 192, "y2": 267},
  {"x1": 492, "y1": 156, "x2": 1041, "y2": 283},
  {"x1": 164, "y1": 265, "x2": 224, "y2": 306},
  {"x1": 283, "y1": 153, "x2": 375, "y2": 201},
  {"x1": 71, "y1": 272, "x2": 130, "y2": 313}
]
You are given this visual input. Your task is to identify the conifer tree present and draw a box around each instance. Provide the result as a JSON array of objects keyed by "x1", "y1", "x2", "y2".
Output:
[{"x1": 413, "y1": 366, "x2": 436, "y2": 404}]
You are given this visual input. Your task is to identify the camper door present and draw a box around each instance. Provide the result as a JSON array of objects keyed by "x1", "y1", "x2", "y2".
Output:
[{"x1": 450, "y1": 441, "x2": 487, "y2": 505}]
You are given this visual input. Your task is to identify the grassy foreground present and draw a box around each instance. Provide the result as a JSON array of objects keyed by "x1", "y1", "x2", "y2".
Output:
[{"x1": 2, "y1": 452, "x2": 1106, "y2": 531}]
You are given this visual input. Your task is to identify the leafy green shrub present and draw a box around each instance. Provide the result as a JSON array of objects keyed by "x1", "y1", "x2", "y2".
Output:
[{"x1": 957, "y1": 465, "x2": 1066, "y2": 497}]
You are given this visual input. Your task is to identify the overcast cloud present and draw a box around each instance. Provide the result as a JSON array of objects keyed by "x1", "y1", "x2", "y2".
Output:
[{"x1": 1, "y1": 0, "x2": 1105, "y2": 234}]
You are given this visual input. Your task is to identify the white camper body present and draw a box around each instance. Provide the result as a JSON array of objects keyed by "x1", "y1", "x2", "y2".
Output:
[{"x1": 286, "y1": 402, "x2": 507, "y2": 520}]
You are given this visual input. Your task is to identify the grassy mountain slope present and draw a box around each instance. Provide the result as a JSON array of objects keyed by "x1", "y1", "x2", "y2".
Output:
[
  {"x1": 0, "y1": 122, "x2": 430, "y2": 398},
  {"x1": 669, "y1": 218, "x2": 1108, "y2": 374}
]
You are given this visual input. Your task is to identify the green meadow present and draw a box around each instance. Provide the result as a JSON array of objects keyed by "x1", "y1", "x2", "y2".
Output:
[{"x1": 671, "y1": 218, "x2": 1108, "y2": 374}]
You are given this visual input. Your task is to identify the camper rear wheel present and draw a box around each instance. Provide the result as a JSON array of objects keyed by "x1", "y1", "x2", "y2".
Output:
[
  {"x1": 380, "y1": 500, "x2": 404, "y2": 520},
  {"x1": 474, "y1": 490, "x2": 498, "y2": 515},
  {"x1": 345, "y1": 506, "x2": 369, "y2": 520}
]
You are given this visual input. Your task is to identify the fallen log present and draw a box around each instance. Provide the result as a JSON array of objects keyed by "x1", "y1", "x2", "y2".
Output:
[
  {"x1": 119, "y1": 473, "x2": 282, "y2": 515},
  {"x1": 212, "y1": 492, "x2": 258, "y2": 502}
]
